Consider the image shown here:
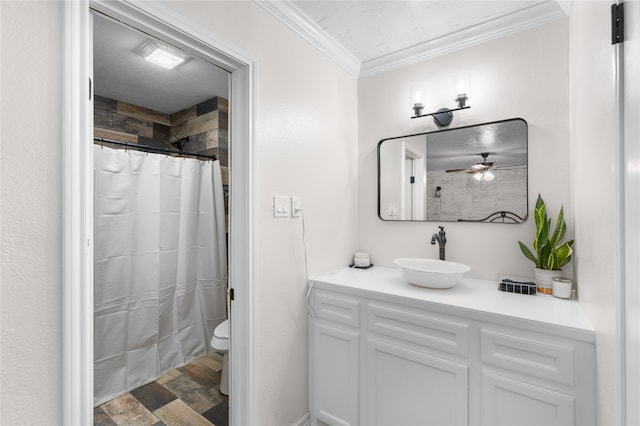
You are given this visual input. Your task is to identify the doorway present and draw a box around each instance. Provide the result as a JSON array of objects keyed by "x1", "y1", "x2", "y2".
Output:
[
  {"x1": 92, "y1": 14, "x2": 231, "y2": 415},
  {"x1": 62, "y1": 2, "x2": 256, "y2": 425},
  {"x1": 401, "y1": 143, "x2": 426, "y2": 220}
]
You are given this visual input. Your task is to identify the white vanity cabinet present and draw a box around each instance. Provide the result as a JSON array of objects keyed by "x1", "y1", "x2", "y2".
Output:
[
  {"x1": 309, "y1": 267, "x2": 595, "y2": 426},
  {"x1": 310, "y1": 290, "x2": 361, "y2": 426},
  {"x1": 362, "y1": 302, "x2": 470, "y2": 426}
]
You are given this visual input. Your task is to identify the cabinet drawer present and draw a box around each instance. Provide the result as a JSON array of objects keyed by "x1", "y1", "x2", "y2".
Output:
[
  {"x1": 367, "y1": 302, "x2": 469, "y2": 357},
  {"x1": 314, "y1": 290, "x2": 360, "y2": 328},
  {"x1": 481, "y1": 370, "x2": 574, "y2": 425},
  {"x1": 481, "y1": 328, "x2": 575, "y2": 386}
]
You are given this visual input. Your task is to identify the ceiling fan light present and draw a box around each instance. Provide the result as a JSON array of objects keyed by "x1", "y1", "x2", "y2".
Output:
[
  {"x1": 483, "y1": 171, "x2": 495, "y2": 181},
  {"x1": 473, "y1": 172, "x2": 483, "y2": 181}
]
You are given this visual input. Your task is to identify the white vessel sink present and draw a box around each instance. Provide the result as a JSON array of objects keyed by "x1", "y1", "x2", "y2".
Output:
[{"x1": 394, "y1": 258, "x2": 471, "y2": 289}]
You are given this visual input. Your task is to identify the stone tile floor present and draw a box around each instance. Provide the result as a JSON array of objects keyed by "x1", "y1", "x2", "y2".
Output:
[{"x1": 94, "y1": 352, "x2": 228, "y2": 426}]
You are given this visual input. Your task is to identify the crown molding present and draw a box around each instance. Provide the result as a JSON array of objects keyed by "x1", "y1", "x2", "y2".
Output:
[
  {"x1": 255, "y1": 0, "x2": 361, "y2": 77},
  {"x1": 555, "y1": 0, "x2": 573, "y2": 16},
  {"x1": 255, "y1": 0, "x2": 568, "y2": 79},
  {"x1": 360, "y1": 1, "x2": 568, "y2": 77}
]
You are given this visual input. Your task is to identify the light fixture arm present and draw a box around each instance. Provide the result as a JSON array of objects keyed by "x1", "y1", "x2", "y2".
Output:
[{"x1": 411, "y1": 105, "x2": 471, "y2": 127}]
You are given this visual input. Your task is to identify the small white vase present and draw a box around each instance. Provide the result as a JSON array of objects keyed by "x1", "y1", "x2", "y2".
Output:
[
  {"x1": 534, "y1": 268, "x2": 563, "y2": 294},
  {"x1": 552, "y1": 277, "x2": 573, "y2": 299}
]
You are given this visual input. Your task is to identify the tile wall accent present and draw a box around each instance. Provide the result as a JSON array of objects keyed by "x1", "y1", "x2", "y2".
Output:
[
  {"x1": 94, "y1": 95, "x2": 229, "y2": 172},
  {"x1": 426, "y1": 167, "x2": 527, "y2": 221},
  {"x1": 94, "y1": 96, "x2": 172, "y2": 150},
  {"x1": 170, "y1": 97, "x2": 229, "y2": 166}
]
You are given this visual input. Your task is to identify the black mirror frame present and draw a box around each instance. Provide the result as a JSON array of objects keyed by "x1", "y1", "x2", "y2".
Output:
[{"x1": 377, "y1": 118, "x2": 528, "y2": 223}]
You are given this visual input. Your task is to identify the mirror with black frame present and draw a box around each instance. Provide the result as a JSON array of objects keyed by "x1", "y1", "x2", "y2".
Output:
[{"x1": 378, "y1": 118, "x2": 528, "y2": 223}]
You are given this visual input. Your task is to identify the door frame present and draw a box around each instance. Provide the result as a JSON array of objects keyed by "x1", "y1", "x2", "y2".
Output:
[
  {"x1": 62, "y1": 2, "x2": 257, "y2": 424},
  {"x1": 400, "y1": 143, "x2": 425, "y2": 220},
  {"x1": 623, "y1": 1, "x2": 640, "y2": 423}
]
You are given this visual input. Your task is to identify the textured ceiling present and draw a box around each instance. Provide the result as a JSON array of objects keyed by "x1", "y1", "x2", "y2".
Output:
[
  {"x1": 261, "y1": 0, "x2": 567, "y2": 76},
  {"x1": 292, "y1": 0, "x2": 543, "y2": 63}
]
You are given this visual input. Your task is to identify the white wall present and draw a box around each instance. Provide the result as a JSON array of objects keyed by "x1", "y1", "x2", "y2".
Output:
[
  {"x1": 569, "y1": 2, "x2": 621, "y2": 424},
  {"x1": 0, "y1": 1, "x2": 358, "y2": 424},
  {"x1": 358, "y1": 19, "x2": 571, "y2": 279},
  {"x1": 1, "y1": 1, "x2": 64, "y2": 424}
]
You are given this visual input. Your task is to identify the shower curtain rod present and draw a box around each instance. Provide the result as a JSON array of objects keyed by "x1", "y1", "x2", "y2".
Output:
[{"x1": 93, "y1": 137, "x2": 218, "y2": 161}]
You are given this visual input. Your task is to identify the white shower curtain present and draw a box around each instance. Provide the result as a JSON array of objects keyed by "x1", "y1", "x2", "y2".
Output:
[{"x1": 93, "y1": 145, "x2": 227, "y2": 406}]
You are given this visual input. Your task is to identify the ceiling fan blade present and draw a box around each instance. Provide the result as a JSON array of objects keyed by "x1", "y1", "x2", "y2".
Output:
[
  {"x1": 468, "y1": 162, "x2": 493, "y2": 172},
  {"x1": 493, "y1": 163, "x2": 525, "y2": 170},
  {"x1": 446, "y1": 155, "x2": 496, "y2": 174},
  {"x1": 445, "y1": 167, "x2": 471, "y2": 173}
]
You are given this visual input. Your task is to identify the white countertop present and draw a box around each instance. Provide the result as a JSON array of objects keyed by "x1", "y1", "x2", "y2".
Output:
[{"x1": 311, "y1": 266, "x2": 594, "y2": 340}]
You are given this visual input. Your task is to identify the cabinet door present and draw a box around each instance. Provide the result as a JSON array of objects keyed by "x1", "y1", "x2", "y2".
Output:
[
  {"x1": 363, "y1": 338, "x2": 468, "y2": 426},
  {"x1": 481, "y1": 370, "x2": 574, "y2": 426},
  {"x1": 311, "y1": 322, "x2": 359, "y2": 426}
]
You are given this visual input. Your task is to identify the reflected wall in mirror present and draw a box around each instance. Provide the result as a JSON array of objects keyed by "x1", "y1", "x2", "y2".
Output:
[{"x1": 378, "y1": 118, "x2": 528, "y2": 223}]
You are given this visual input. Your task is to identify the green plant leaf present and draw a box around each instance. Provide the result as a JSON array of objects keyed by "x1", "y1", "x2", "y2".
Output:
[
  {"x1": 555, "y1": 240, "x2": 574, "y2": 268},
  {"x1": 549, "y1": 205, "x2": 567, "y2": 246},
  {"x1": 520, "y1": 194, "x2": 574, "y2": 270},
  {"x1": 518, "y1": 241, "x2": 538, "y2": 266},
  {"x1": 547, "y1": 250, "x2": 559, "y2": 270},
  {"x1": 533, "y1": 204, "x2": 549, "y2": 253},
  {"x1": 538, "y1": 241, "x2": 553, "y2": 269}
]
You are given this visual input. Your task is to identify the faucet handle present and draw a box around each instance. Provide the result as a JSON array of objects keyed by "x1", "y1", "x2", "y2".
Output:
[{"x1": 438, "y1": 225, "x2": 445, "y2": 232}]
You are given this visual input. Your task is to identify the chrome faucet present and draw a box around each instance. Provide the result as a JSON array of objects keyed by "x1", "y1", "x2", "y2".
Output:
[{"x1": 431, "y1": 226, "x2": 447, "y2": 260}]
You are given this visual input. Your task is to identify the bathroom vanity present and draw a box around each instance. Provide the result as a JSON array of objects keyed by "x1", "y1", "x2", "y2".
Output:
[{"x1": 308, "y1": 267, "x2": 595, "y2": 426}]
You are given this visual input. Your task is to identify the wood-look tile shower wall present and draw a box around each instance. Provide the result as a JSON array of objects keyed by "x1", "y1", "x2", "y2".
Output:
[{"x1": 94, "y1": 95, "x2": 228, "y2": 166}]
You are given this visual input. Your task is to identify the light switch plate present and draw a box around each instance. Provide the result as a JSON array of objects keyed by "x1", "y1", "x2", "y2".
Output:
[{"x1": 273, "y1": 195, "x2": 290, "y2": 218}]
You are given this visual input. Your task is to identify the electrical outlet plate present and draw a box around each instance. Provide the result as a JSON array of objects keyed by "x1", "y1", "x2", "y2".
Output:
[{"x1": 291, "y1": 196, "x2": 301, "y2": 217}]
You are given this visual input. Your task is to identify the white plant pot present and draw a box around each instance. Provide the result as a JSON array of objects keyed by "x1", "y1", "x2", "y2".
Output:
[
  {"x1": 552, "y1": 278, "x2": 573, "y2": 299},
  {"x1": 534, "y1": 268, "x2": 563, "y2": 294}
]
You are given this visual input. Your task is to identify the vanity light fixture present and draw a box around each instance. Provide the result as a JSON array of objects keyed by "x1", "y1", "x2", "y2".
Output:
[
  {"x1": 138, "y1": 41, "x2": 187, "y2": 70},
  {"x1": 411, "y1": 75, "x2": 471, "y2": 127},
  {"x1": 411, "y1": 101, "x2": 470, "y2": 127},
  {"x1": 410, "y1": 86, "x2": 426, "y2": 117},
  {"x1": 454, "y1": 73, "x2": 471, "y2": 109}
]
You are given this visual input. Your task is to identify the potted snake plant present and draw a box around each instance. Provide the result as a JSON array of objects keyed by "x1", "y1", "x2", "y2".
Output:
[{"x1": 518, "y1": 194, "x2": 574, "y2": 293}]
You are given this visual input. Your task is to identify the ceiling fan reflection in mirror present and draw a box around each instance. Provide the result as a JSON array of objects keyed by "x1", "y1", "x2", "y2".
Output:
[{"x1": 446, "y1": 152, "x2": 495, "y2": 181}]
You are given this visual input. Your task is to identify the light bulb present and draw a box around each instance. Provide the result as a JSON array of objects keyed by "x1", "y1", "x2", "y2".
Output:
[
  {"x1": 453, "y1": 73, "x2": 471, "y2": 108},
  {"x1": 410, "y1": 85, "x2": 427, "y2": 116}
]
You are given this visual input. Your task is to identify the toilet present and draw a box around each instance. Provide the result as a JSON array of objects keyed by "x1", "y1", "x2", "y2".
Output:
[{"x1": 210, "y1": 319, "x2": 229, "y2": 395}]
